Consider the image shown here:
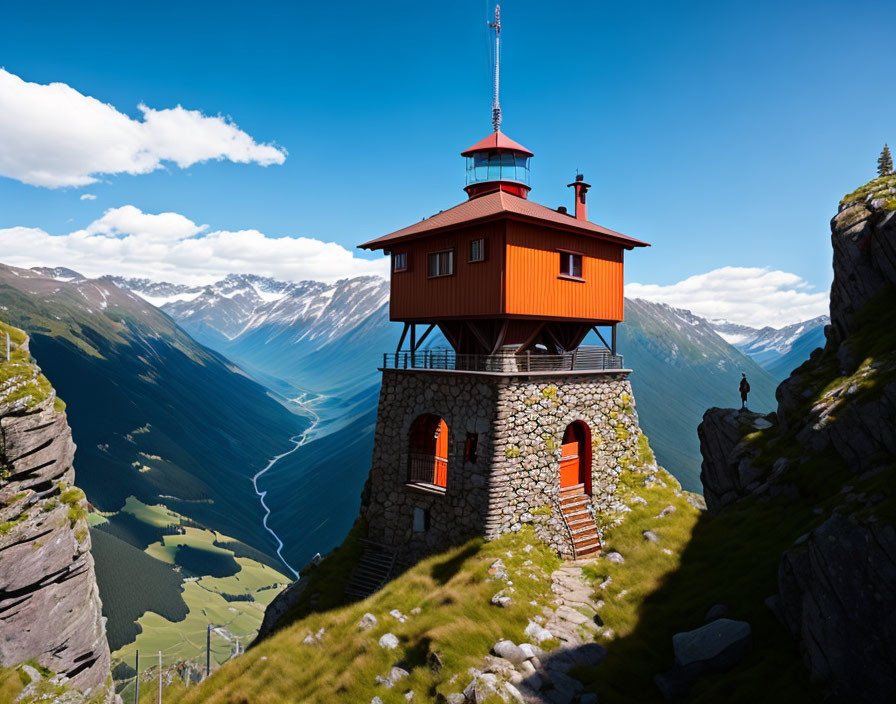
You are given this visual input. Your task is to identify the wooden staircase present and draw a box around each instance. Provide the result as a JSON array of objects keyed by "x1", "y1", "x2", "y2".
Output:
[
  {"x1": 559, "y1": 484, "x2": 601, "y2": 559},
  {"x1": 344, "y1": 540, "x2": 397, "y2": 600}
]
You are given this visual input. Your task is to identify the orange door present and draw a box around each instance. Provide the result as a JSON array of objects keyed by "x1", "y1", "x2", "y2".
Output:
[
  {"x1": 433, "y1": 419, "x2": 448, "y2": 487},
  {"x1": 560, "y1": 441, "x2": 580, "y2": 488}
]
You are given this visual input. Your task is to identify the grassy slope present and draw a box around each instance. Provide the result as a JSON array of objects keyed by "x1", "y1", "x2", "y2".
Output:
[
  {"x1": 142, "y1": 424, "x2": 837, "y2": 704},
  {"x1": 163, "y1": 525, "x2": 562, "y2": 704}
]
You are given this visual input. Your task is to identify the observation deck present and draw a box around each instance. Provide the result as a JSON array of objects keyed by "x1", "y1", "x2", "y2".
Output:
[{"x1": 381, "y1": 345, "x2": 625, "y2": 375}]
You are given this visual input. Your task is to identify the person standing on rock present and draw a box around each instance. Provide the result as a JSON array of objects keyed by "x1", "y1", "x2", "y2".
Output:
[{"x1": 739, "y1": 373, "x2": 750, "y2": 409}]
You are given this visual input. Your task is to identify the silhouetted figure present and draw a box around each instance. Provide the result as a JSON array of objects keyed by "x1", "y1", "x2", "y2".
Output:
[{"x1": 739, "y1": 373, "x2": 750, "y2": 409}]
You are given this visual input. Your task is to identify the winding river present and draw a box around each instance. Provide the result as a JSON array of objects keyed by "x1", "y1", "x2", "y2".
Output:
[{"x1": 251, "y1": 400, "x2": 320, "y2": 579}]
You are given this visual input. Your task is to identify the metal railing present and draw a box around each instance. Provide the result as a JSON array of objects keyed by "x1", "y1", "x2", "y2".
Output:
[
  {"x1": 407, "y1": 452, "x2": 447, "y2": 485},
  {"x1": 383, "y1": 346, "x2": 624, "y2": 373}
]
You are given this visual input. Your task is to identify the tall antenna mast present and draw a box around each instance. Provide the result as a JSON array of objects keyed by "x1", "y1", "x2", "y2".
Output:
[{"x1": 489, "y1": 4, "x2": 502, "y2": 132}]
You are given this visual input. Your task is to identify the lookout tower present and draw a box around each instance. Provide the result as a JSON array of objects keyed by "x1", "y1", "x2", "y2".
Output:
[{"x1": 357, "y1": 7, "x2": 649, "y2": 565}]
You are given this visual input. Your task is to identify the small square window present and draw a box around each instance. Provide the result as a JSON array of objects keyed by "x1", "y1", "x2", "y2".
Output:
[
  {"x1": 392, "y1": 252, "x2": 408, "y2": 272},
  {"x1": 427, "y1": 250, "x2": 454, "y2": 278},
  {"x1": 560, "y1": 252, "x2": 583, "y2": 279},
  {"x1": 470, "y1": 238, "x2": 486, "y2": 263},
  {"x1": 464, "y1": 433, "x2": 479, "y2": 463},
  {"x1": 413, "y1": 506, "x2": 430, "y2": 533}
]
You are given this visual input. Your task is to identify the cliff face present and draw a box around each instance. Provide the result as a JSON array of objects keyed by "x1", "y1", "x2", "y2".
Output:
[
  {"x1": 0, "y1": 325, "x2": 114, "y2": 699},
  {"x1": 698, "y1": 175, "x2": 896, "y2": 701}
]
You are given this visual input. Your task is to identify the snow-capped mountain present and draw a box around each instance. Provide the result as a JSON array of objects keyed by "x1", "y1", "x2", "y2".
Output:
[
  {"x1": 710, "y1": 320, "x2": 761, "y2": 346},
  {"x1": 737, "y1": 315, "x2": 830, "y2": 359},
  {"x1": 709, "y1": 315, "x2": 830, "y2": 378},
  {"x1": 30, "y1": 266, "x2": 87, "y2": 282}
]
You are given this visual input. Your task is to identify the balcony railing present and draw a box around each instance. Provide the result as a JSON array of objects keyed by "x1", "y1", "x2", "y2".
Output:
[
  {"x1": 383, "y1": 346, "x2": 624, "y2": 373},
  {"x1": 408, "y1": 452, "x2": 447, "y2": 486}
]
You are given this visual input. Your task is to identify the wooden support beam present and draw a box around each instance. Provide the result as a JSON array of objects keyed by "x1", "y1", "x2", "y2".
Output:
[
  {"x1": 591, "y1": 325, "x2": 611, "y2": 350},
  {"x1": 490, "y1": 320, "x2": 509, "y2": 355},
  {"x1": 542, "y1": 325, "x2": 565, "y2": 355},
  {"x1": 395, "y1": 322, "x2": 409, "y2": 354},
  {"x1": 466, "y1": 321, "x2": 492, "y2": 355},
  {"x1": 413, "y1": 324, "x2": 436, "y2": 351},
  {"x1": 515, "y1": 322, "x2": 546, "y2": 354}
]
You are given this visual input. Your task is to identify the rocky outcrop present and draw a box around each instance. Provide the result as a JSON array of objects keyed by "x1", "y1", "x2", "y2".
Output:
[
  {"x1": 0, "y1": 328, "x2": 115, "y2": 700},
  {"x1": 774, "y1": 513, "x2": 896, "y2": 701},
  {"x1": 828, "y1": 174, "x2": 896, "y2": 349},
  {"x1": 697, "y1": 408, "x2": 773, "y2": 512},
  {"x1": 697, "y1": 178, "x2": 896, "y2": 702}
]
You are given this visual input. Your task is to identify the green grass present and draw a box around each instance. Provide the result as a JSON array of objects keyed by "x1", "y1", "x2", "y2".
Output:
[
  {"x1": 573, "y1": 466, "x2": 821, "y2": 703},
  {"x1": 101, "y1": 506, "x2": 289, "y2": 669},
  {"x1": 0, "y1": 663, "x2": 115, "y2": 704},
  {"x1": 165, "y1": 525, "x2": 561, "y2": 704},
  {"x1": 840, "y1": 173, "x2": 896, "y2": 209}
]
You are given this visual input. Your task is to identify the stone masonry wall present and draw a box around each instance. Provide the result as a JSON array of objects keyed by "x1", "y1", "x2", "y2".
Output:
[
  {"x1": 362, "y1": 369, "x2": 641, "y2": 564},
  {"x1": 490, "y1": 373, "x2": 641, "y2": 559}
]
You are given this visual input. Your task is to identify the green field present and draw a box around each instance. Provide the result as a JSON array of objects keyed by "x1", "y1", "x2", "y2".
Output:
[{"x1": 89, "y1": 497, "x2": 290, "y2": 675}]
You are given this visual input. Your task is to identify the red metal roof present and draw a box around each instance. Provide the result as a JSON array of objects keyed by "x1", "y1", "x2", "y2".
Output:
[
  {"x1": 359, "y1": 191, "x2": 650, "y2": 250},
  {"x1": 461, "y1": 131, "x2": 534, "y2": 157}
]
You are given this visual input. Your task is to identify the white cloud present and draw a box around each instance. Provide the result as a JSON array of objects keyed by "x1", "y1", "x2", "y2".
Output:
[
  {"x1": 0, "y1": 68, "x2": 286, "y2": 188},
  {"x1": 79, "y1": 193, "x2": 97, "y2": 200},
  {"x1": 626, "y1": 267, "x2": 829, "y2": 328},
  {"x1": 0, "y1": 205, "x2": 388, "y2": 284}
]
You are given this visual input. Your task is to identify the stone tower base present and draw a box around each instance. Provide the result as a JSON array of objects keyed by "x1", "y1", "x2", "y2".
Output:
[{"x1": 360, "y1": 368, "x2": 642, "y2": 565}]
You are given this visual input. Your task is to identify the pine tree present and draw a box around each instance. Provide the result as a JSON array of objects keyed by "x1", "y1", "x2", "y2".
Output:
[{"x1": 879, "y1": 144, "x2": 894, "y2": 177}]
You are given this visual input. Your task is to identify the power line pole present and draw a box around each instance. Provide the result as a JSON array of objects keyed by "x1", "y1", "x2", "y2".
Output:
[
  {"x1": 158, "y1": 650, "x2": 162, "y2": 704},
  {"x1": 206, "y1": 624, "x2": 211, "y2": 679},
  {"x1": 5, "y1": 332, "x2": 10, "y2": 363},
  {"x1": 134, "y1": 650, "x2": 139, "y2": 703}
]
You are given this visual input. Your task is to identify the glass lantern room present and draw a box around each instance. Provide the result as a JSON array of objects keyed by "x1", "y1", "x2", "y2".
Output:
[{"x1": 465, "y1": 150, "x2": 531, "y2": 187}]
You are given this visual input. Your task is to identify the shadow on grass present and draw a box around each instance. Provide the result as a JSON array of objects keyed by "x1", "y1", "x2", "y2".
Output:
[
  {"x1": 430, "y1": 543, "x2": 481, "y2": 585},
  {"x1": 517, "y1": 494, "x2": 827, "y2": 704}
]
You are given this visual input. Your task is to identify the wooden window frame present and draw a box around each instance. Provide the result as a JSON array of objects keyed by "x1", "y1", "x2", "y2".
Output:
[
  {"x1": 392, "y1": 251, "x2": 408, "y2": 273},
  {"x1": 469, "y1": 237, "x2": 487, "y2": 264},
  {"x1": 427, "y1": 249, "x2": 455, "y2": 278},
  {"x1": 558, "y1": 249, "x2": 584, "y2": 282}
]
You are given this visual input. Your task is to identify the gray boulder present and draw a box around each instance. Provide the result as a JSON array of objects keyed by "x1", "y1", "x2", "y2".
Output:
[
  {"x1": 463, "y1": 671, "x2": 501, "y2": 703},
  {"x1": 777, "y1": 513, "x2": 896, "y2": 702},
  {"x1": 492, "y1": 639, "x2": 528, "y2": 664},
  {"x1": 673, "y1": 618, "x2": 752, "y2": 672},
  {"x1": 378, "y1": 633, "x2": 399, "y2": 649}
]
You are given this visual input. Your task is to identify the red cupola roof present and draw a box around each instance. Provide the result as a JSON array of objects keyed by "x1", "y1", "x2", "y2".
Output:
[{"x1": 461, "y1": 131, "x2": 534, "y2": 157}]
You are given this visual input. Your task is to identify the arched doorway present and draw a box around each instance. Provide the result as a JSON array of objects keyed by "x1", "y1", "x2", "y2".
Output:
[
  {"x1": 559, "y1": 421, "x2": 592, "y2": 493},
  {"x1": 408, "y1": 414, "x2": 449, "y2": 488}
]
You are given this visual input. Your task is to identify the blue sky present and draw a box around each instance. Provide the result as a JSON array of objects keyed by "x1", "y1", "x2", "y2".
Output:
[{"x1": 0, "y1": 0, "x2": 892, "y2": 325}]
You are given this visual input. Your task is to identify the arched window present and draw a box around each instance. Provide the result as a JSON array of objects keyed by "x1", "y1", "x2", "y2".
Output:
[
  {"x1": 559, "y1": 421, "x2": 592, "y2": 494},
  {"x1": 408, "y1": 414, "x2": 449, "y2": 489}
]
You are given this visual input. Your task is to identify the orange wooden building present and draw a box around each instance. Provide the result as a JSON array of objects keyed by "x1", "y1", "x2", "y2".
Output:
[{"x1": 360, "y1": 131, "x2": 649, "y2": 358}]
